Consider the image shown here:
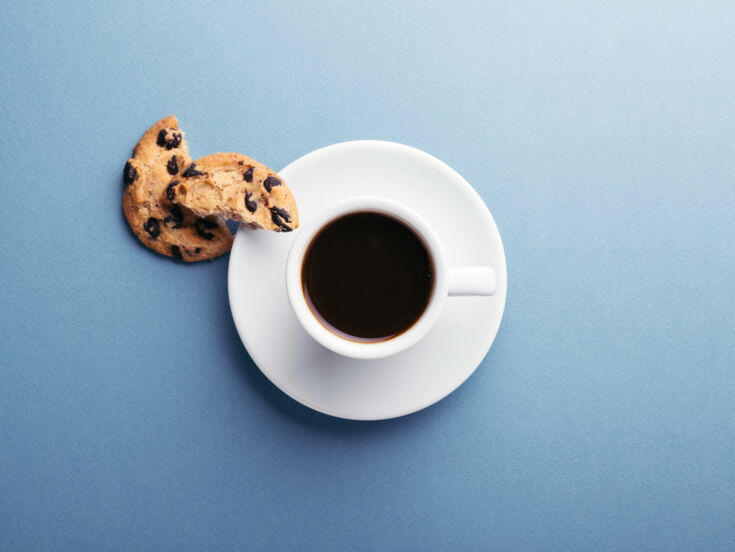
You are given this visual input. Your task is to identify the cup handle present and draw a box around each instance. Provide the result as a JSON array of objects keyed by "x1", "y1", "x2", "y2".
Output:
[{"x1": 448, "y1": 267, "x2": 496, "y2": 296}]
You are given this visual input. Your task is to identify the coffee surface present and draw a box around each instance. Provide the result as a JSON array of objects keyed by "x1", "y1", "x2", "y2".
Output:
[{"x1": 302, "y1": 212, "x2": 433, "y2": 341}]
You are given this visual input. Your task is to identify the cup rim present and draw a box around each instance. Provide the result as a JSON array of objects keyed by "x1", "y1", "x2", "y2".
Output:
[{"x1": 285, "y1": 196, "x2": 448, "y2": 360}]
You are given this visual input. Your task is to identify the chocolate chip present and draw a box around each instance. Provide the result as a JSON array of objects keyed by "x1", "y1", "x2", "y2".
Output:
[
  {"x1": 156, "y1": 130, "x2": 167, "y2": 147},
  {"x1": 166, "y1": 155, "x2": 178, "y2": 175},
  {"x1": 243, "y1": 167, "x2": 254, "y2": 183},
  {"x1": 237, "y1": 160, "x2": 244, "y2": 166},
  {"x1": 171, "y1": 245, "x2": 183, "y2": 259},
  {"x1": 263, "y1": 176, "x2": 281, "y2": 192},
  {"x1": 143, "y1": 218, "x2": 160, "y2": 239},
  {"x1": 163, "y1": 205, "x2": 183, "y2": 229},
  {"x1": 194, "y1": 248, "x2": 201, "y2": 254},
  {"x1": 272, "y1": 206, "x2": 291, "y2": 222},
  {"x1": 245, "y1": 192, "x2": 257, "y2": 213},
  {"x1": 182, "y1": 163, "x2": 204, "y2": 177},
  {"x1": 202, "y1": 218, "x2": 218, "y2": 229},
  {"x1": 165, "y1": 180, "x2": 179, "y2": 201},
  {"x1": 195, "y1": 218, "x2": 215, "y2": 240},
  {"x1": 156, "y1": 128, "x2": 182, "y2": 150},
  {"x1": 123, "y1": 161, "x2": 137, "y2": 187},
  {"x1": 270, "y1": 207, "x2": 292, "y2": 232}
]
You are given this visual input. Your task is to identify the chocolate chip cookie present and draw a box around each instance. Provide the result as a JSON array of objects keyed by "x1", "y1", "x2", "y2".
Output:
[
  {"x1": 122, "y1": 116, "x2": 233, "y2": 261},
  {"x1": 169, "y1": 153, "x2": 299, "y2": 232}
]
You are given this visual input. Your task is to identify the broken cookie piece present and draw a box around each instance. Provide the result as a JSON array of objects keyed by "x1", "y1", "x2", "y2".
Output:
[
  {"x1": 122, "y1": 116, "x2": 233, "y2": 262},
  {"x1": 170, "y1": 152, "x2": 299, "y2": 232}
]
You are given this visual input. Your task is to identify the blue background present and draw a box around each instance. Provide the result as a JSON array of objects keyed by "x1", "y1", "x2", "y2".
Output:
[{"x1": 1, "y1": 1, "x2": 734, "y2": 550}]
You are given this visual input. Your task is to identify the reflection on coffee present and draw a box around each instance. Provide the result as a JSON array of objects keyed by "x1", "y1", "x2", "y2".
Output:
[{"x1": 302, "y1": 212, "x2": 433, "y2": 342}]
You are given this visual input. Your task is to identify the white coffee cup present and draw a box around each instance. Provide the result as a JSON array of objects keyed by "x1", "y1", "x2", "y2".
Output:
[{"x1": 286, "y1": 197, "x2": 496, "y2": 359}]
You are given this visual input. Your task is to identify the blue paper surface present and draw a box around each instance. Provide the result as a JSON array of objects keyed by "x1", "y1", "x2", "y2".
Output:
[{"x1": 1, "y1": 1, "x2": 734, "y2": 550}]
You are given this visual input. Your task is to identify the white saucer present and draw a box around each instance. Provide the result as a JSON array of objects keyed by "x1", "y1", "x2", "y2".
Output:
[{"x1": 228, "y1": 141, "x2": 507, "y2": 420}]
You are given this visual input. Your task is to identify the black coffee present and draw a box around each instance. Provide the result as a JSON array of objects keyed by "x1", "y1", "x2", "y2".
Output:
[{"x1": 302, "y1": 212, "x2": 433, "y2": 342}]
